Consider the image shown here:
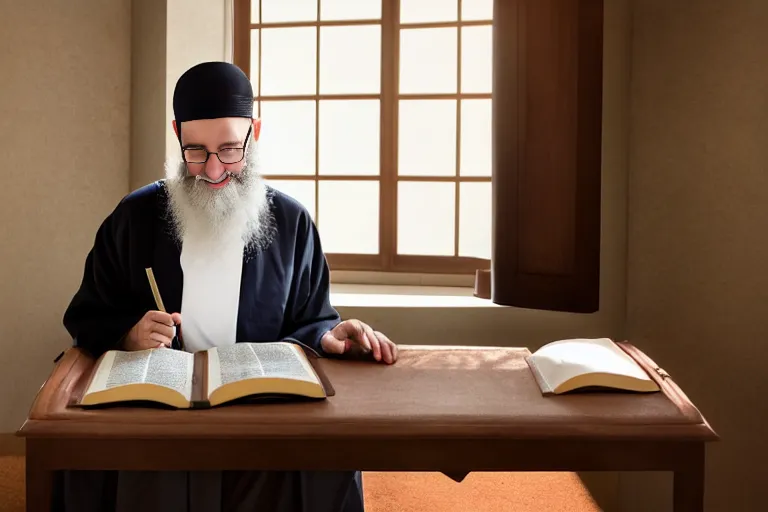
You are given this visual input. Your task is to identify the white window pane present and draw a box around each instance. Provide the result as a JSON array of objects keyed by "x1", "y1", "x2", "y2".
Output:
[
  {"x1": 261, "y1": 0, "x2": 316, "y2": 22},
  {"x1": 259, "y1": 101, "x2": 315, "y2": 175},
  {"x1": 400, "y1": 28, "x2": 457, "y2": 94},
  {"x1": 266, "y1": 180, "x2": 316, "y2": 220},
  {"x1": 400, "y1": 0, "x2": 457, "y2": 23},
  {"x1": 321, "y1": 0, "x2": 381, "y2": 20},
  {"x1": 319, "y1": 25, "x2": 381, "y2": 94},
  {"x1": 251, "y1": 0, "x2": 259, "y2": 23},
  {"x1": 462, "y1": 0, "x2": 493, "y2": 20},
  {"x1": 318, "y1": 181, "x2": 379, "y2": 253},
  {"x1": 459, "y1": 182, "x2": 491, "y2": 259},
  {"x1": 461, "y1": 26, "x2": 492, "y2": 93},
  {"x1": 399, "y1": 100, "x2": 455, "y2": 176},
  {"x1": 398, "y1": 182, "x2": 455, "y2": 256},
  {"x1": 249, "y1": 29, "x2": 259, "y2": 94},
  {"x1": 319, "y1": 100, "x2": 380, "y2": 175},
  {"x1": 261, "y1": 27, "x2": 316, "y2": 96},
  {"x1": 460, "y1": 99, "x2": 491, "y2": 176}
]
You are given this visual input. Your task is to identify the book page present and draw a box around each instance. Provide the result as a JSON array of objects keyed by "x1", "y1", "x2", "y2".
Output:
[
  {"x1": 86, "y1": 348, "x2": 194, "y2": 402},
  {"x1": 208, "y1": 342, "x2": 320, "y2": 394},
  {"x1": 530, "y1": 338, "x2": 652, "y2": 390}
]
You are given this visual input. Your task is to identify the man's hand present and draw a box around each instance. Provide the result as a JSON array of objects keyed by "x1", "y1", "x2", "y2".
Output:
[
  {"x1": 122, "y1": 311, "x2": 182, "y2": 351},
  {"x1": 320, "y1": 319, "x2": 398, "y2": 364}
]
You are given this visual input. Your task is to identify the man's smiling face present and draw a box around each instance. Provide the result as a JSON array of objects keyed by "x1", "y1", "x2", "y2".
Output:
[{"x1": 165, "y1": 116, "x2": 273, "y2": 249}]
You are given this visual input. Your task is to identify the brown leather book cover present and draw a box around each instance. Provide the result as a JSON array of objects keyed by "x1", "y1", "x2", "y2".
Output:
[
  {"x1": 190, "y1": 350, "x2": 208, "y2": 408},
  {"x1": 615, "y1": 341, "x2": 707, "y2": 425},
  {"x1": 68, "y1": 351, "x2": 103, "y2": 407},
  {"x1": 303, "y1": 348, "x2": 336, "y2": 397}
]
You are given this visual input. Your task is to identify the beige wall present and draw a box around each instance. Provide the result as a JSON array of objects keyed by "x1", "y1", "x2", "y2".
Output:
[
  {"x1": 132, "y1": 0, "x2": 230, "y2": 191},
  {"x1": 625, "y1": 1, "x2": 768, "y2": 511},
  {"x1": 16, "y1": 3, "x2": 766, "y2": 511},
  {"x1": 0, "y1": 0, "x2": 630, "y2": 442},
  {"x1": 130, "y1": 0, "x2": 167, "y2": 190},
  {"x1": 165, "y1": 0, "x2": 230, "y2": 164},
  {"x1": 0, "y1": 0, "x2": 131, "y2": 433}
]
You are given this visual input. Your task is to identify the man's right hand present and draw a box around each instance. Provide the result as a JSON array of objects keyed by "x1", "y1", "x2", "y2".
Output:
[{"x1": 122, "y1": 311, "x2": 182, "y2": 351}]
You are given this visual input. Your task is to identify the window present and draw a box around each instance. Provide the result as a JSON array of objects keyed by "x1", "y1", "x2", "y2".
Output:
[
  {"x1": 233, "y1": 0, "x2": 604, "y2": 313},
  {"x1": 234, "y1": 0, "x2": 493, "y2": 275}
]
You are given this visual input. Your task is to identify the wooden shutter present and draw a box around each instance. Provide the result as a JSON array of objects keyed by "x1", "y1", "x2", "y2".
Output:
[{"x1": 490, "y1": 0, "x2": 603, "y2": 312}]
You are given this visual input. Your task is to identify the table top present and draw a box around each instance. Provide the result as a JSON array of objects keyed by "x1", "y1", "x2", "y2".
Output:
[{"x1": 17, "y1": 343, "x2": 718, "y2": 442}]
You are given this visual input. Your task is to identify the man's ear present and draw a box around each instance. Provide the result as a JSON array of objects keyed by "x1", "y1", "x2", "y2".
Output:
[
  {"x1": 172, "y1": 120, "x2": 179, "y2": 139},
  {"x1": 252, "y1": 118, "x2": 261, "y2": 142}
]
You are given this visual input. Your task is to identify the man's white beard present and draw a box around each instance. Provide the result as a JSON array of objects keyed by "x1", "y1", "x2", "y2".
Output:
[{"x1": 164, "y1": 141, "x2": 274, "y2": 251}]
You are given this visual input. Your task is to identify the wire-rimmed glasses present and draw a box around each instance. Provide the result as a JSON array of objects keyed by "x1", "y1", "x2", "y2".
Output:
[{"x1": 181, "y1": 125, "x2": 252, "y2": 165}]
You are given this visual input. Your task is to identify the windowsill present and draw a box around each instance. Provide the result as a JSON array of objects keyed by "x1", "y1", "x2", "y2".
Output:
[
  {"x1": 330, "y1": 283, "x2": 498, "y2": 308},
  {"x1": 330, "y1": 270, "x2": 476, "y2": 288}
]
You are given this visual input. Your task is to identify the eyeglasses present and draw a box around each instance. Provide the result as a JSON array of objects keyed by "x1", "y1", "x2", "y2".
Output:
[
  {"x1": 183, "y1": 147, "x2": 245, "y2": 165},
  {"x1": 181, "y1": 125, "x2": 252, "y2": 165}
]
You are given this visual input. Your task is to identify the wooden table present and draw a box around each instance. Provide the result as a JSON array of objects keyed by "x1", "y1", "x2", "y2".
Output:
[{"x1": 17, "y1": 343, "x2": 718, "y2": 512}]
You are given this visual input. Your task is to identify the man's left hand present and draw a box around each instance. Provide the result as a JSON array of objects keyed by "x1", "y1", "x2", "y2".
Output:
[{"x1": 321, "y1": 319, "x2": 398, "y2": 364}]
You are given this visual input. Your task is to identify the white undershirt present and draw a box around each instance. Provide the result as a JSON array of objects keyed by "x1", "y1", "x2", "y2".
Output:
[{"x1": 179, "y1": 228, "x2": 244, "y2": 353}]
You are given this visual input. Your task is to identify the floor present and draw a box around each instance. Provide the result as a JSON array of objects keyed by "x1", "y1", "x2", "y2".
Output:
[{"x1": 0, "y1": 456, "x2": 602, "y2": 511}]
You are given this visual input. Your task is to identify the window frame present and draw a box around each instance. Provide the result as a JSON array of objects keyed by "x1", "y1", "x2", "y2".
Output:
[{"x1": 233, "y1": 0, "x2": 492, "y2": 276}]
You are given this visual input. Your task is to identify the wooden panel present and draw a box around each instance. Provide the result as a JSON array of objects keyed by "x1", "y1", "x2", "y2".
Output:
[
  {"x1": 491, "y1": 0, "x2": 602, "y2": 312},
  {"x1": 233, "y1": 0, "x2": 251, "y2": 76},
  {"x1": 518, "y1": 0, "x2": 578, "y2": 275},
  {"x1": 380, "y1": 0, "x2": 397, "y2": 270},
  {"x1": 0, "y1": 433, "x2": 25, "y2": 455},
  {"x1": 30, "y1": 437, "x2": 707, "y2": 473}
]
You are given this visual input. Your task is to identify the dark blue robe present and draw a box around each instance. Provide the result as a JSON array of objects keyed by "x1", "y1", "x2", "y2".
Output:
[
  {"x1": 55, "y1": 180, "x2": 364, "y2": 512},
  {"x1": 63, "y1": 180, "x2": 340, "y2": 359}
]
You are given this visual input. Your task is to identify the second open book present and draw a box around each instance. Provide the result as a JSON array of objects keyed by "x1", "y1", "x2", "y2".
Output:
[
  {"x1": 76, "y1": 341, "x2": 332, "y2": 409},
  {"x1": 525, "y1": 337, "x2": 662, "y2": 395}
]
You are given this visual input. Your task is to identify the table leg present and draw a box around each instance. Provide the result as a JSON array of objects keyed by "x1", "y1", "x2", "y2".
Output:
[
  {"x1": 25, "y1": 441, "x2": 53, "y2": 512},
  {"x1": 673, "y1": 444, "x2": 705, "y2": 512}
]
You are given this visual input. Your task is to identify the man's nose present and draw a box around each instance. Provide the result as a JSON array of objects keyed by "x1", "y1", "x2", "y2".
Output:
[{"x1": 204, "y1": 155, "x2": 226, "y2": 180}]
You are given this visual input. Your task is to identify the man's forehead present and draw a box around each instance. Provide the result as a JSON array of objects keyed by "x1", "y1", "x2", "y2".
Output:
[{"x1": 180, "y1": 117, "x2": 250, "y2": 143}]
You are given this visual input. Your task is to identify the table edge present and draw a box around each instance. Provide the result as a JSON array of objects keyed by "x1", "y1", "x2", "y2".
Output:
[{"x1": 17, "y1": 418, "x2": 720, "y2": 442}]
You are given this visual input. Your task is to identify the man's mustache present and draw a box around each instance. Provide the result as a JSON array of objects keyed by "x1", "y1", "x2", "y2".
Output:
[{"x1": 191, "y1": 171, "x2": 234, "y2": 184}]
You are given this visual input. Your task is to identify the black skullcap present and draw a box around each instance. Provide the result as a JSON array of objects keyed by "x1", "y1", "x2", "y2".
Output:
[{"x1": 173, "y1": 61, "x2": 253, "y2": 123}]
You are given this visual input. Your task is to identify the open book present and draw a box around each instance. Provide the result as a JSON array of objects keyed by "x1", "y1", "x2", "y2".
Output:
[
  {"x1": 525, "y1": 338, "x2": 661, "y2": 395},
  {"x1": 76, "y1": 341, "x2": 331, "y2": 408}
]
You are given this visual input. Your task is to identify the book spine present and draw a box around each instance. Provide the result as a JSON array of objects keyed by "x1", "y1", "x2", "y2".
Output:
[{"x1": 192, "y1": 351, "x2": 207, "y2": 405}]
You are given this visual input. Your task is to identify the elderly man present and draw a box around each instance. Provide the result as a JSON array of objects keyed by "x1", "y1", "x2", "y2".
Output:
[{"x1": 55, "y1": 61, "x2": 397, "y2": 512}]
